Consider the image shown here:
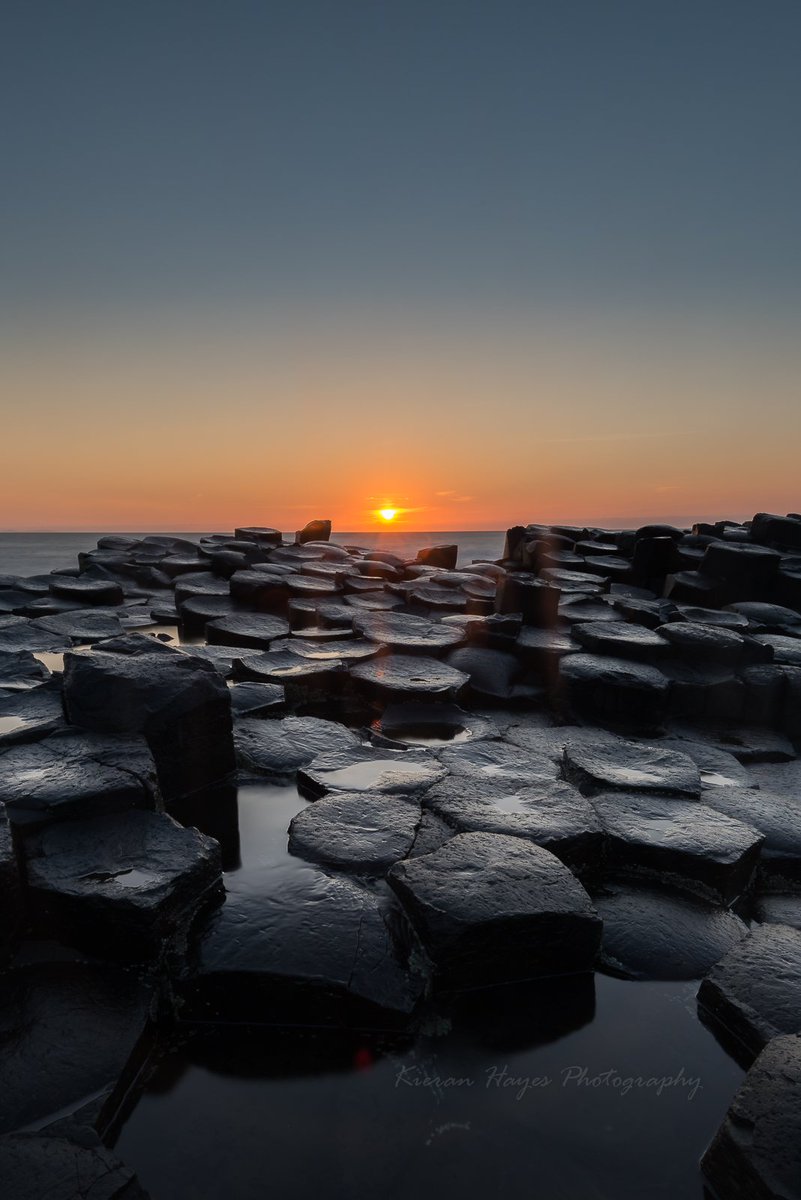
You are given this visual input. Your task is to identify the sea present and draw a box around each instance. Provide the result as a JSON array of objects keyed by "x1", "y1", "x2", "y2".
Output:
[{"x1": 0, "y1": 530, "x2": 505, "y2": 577}]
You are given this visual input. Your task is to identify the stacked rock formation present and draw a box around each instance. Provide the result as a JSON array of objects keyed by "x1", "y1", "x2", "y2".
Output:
[{"x1": 0, "y1": 513, "x2": 800, "y2": 1197}]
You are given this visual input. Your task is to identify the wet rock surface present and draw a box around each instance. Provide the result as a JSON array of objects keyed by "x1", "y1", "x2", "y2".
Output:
[
  {"x1": 698, "y1": 924, "x2": 801, "y2": 1059},
  {"x1": 595, "y1": 886, "x2": 748, "y2": 980},
  {"x1": 288, "y1": 792, "x2": 421, "y2": 872},
  {"x1": 5, "y1": 518, "x2": 801, "y2": 1192},
  {"x1": 702, "y1": 1032, "x2": 801, "y2": 1200},
  {"x1": 388, "y1": 831, "x2": 602, "y2": 988},
  {"x1": 0, "y1": 1130, "x2": 149, "y2": 1200}
]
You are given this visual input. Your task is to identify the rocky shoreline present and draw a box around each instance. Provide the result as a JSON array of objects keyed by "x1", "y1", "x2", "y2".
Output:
[{"x1": 1, "y1": 514, "x2": 800, "y2": 1198}]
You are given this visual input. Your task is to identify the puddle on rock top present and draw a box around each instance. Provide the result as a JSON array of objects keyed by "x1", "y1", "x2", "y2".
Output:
[
  {"x1": 114, "y1": 974, "x2": 744, "y2": 1200},
  {"x1": 0, "y1": 715, "x2": 31, "y2": 736},
  {"x1": 490, "y1": 792, "x2": 535, "y2": 815}
]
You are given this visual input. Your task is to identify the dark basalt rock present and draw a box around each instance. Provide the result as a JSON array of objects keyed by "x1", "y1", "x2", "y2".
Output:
[
  {"x1": 664, "y1": 661, "x2": 745, "y2": 723},
  {"x1": 726, "y1": 601, "x2": 801, "y2": 632},
  {"x1": 675, "y1": 604, "x2": 749, "y2": 630},
  {"x1": 661, "y1": 738, "x2": 757, "y2": 790},
  {"x1": 0, "y1": 1130, "x2": 148, "y2": 1199},
  {"x1": 755, "y1": 633, "x2": 801, "y2": 665},
  {"x1": 415, "y1": 544, "x2": 458, "y2": 570},
  {"x1": 442, "y1": 645, "x2": 526, "y2": 703},
  {"x1": 698, "y1": 924, "x2": 801, "y2": 1060},
  {"x1": 0, "y1": 650, "x2": 52, "y2": 691},
  {"x1": 183, "y1": 865, "x2": 423, "y2": 1026},
  {"x1": 572, "y1": 620, "x2": 670, "y2": 662},
  {"x1": 388, "y1": 832, "x2": 601, "y2": 988},
  {"x1": 701, "y1": 786, "x2": 801, "y2": 891},
  {"x1": 494, "y1": 576, "x2": 560, "y2": 626},
  {"x1": 0, "y1": 730, "x2": 159, "y2": 830},
  {"x1": 0, "y1": 616, "x2": 66, "y2": 654},
  {"x1": 0, "y1": 682, "x2": 67, "y2": 746},
  {"x1": 270, "y1": 637, "x2": 378, "y2": 662},
  {"x1": 351, "y1": 653, "x2": 469, "y2": 702},
  {"x1": 344, "y1": 591, "x2": 404, "y2": 611},
  {"x1": 299, "y1": 745, "x2": 447, "y2": 798},
  {"x1": 422, "y1": 776, "x2": 603, "y2": 877},
  {"x1": 559, "y1": 597, "x2": 619, "y2": 625},
  {"x1": 563, "y1": 736, "x2": 701, "y2": 797},
  {"x1": 235, "y1": 526, "x2": 282, "y2": 545},
  {"x1": 754, "y1": 893, "x2": 801, "y2": 931},
  {"x1": 288, "y1": 792, "x2": 421, "y2": 873},
  {"x1": 49, "y1": 576, "x2": 125, "y2": 606},
  {"x1": 515, "y1": 626, "x2": 577, "y2": 672},
  {"x1": 63, "y1": 647, "x2": 235, "y2": 802},
  {"x1": 558, "y1": 654, "x2": 670, "y2": 730},
  {"x1": 24, "y1": 811, "x2": 223, "y2": 959},
  {"x1": 352, "y1": 611, "x2": 464, "y2": 654},
  {"x1": 592, "y1": 791, "x2": 763, "y2": 903},
  {"x1": 296, "y1": 519, "x2": 332, "y2": 544},
  {"x1": 178, "y1": 594, "x2": 242, "y2": 634},
  {"x1": 438, "y1": 739, "x2": 557, "y2": 786},
  {"x1": 34, "y1": 610, "x2": 128, "y2": 642},
  {"x1": 234, "y1": 715, "x2": 360, "y2": 781},
  {"x1": 0, "y1": 962, "x2": 153, "y2": 1134},
  {"x1": 657, "y1": 621, "x2": 750, "y2": 665},
  {"x1": 750, "y1": 511, "x2": 801, "y2": 550},
  {"x1": 228, "y1": 681, "x2": 286, "y2": 717},
  {"x1": 231, "y1": 649, "x2": 347, "y2": 694},
  {"x1": 595, "y1": 886, "x2": 748, "y2": 980},
  {"x1": 205, "y1": 613, "x2": 290, "y2": 649},
  {"x1": 702, "y1": 1033, "x2": 801, "y2": 1200},
  {"x1": 0, "y1": 806, "x2": 22, "y2": 952}
]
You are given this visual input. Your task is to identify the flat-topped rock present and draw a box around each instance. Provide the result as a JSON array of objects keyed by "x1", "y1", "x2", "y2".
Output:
[
  {"x1": 235, "y1": 715, "x2": 360, "y2": 781},
  {"x1": 0, "y1": 730, "x2": 159, "y2": 830},
  {"x1": 675, "y1": 604, "x2": 749, "y2": 630},
  {"x1": 377, "y1": 702, "x2": 499, "y2": 745},
  {"x1": 726, "y1": 602, "x2": 801, "y2": 632},
  {"x1": 422, "y1": 776, "x2": 603, "y2": 877},
  {"x1": 352, "y1": 610, "x2": 465, "y2": 653},
  {"x1": 595, "y1": 886, "x2": 748, "y2": 980},
  {"x1": 559, "y1": 654, "x2": 670, "y2": 729},
  {"x1": 25, "y1": 810, "x2": 222, "y2": 959},
  {"x1": 702, "y1": 1033, "x2": 801, "y2": 1200},
  {"x1": 270, "y1": 636, "x2": 378, "y2": 662},
  {"x1": 228, "y1": 681, "x2": 286, "y2": 717},
  {"x1": 0, "y1": 616, "x2": 66, "y2": 654},
  {"x1": 563, "y1": 736, "x2": 702, "y2": 797},
  {"x1": 288, "y1": 792, "x2": 421, "y2": 873},
  {"x1": 388, "y1": 832, "x2": 601, "y2": 988},
  {"x1": 661, "y1": 738, "x2": 756, "y2": 790},
  {"x1": 443, "y1": 645, "x2": 525, "y2": 702},
  {"x1": 0, "y1": 682, "x2": 67, "y2": 747},
  {"x1": 755, "y1": 633, "x2": 801, "y2": 665},
  {"x1": 183, "y1": 865, "x2": 423, "y2": 1026},
  {"x1": 49, "y1": 576, "x2": 125, "y2": 606},
  {"x1": 34, "y1": 609, "x2": 128, "y2": 642},
  {"x1": 0, "y1": 650, "x2": 52, "y2": 692},
  {"x1": 754, "y1": 893, "x2": 801, "y2": 931},
  {"x1": 593, "y1": 791, "x2": 763, "y2": 903},
  {"x1": 701, "y1": 786, "x2": 801, "y2": 890},
  {"x1": 438, "y1": 738, "x2": 557, "y2": 786},
  {"x1": 572, "y1": 620, "x2": 670, "y2": 662},
  {"x1": 0, "y1": 962, "x2": 153, "y2": 1134},
  {"x1": 698, "y1": 924, "x2": 801, "y2": 1060},
  {"x1": 351, "y1": 653, "x2": 469, "y2": 702},
  {"x1": 299, "y1": 745, "x2": 447, "y2": 798},
  {"x1": 231, "y1": 650, "x2": 347, "y2": 695},
  {"x1": 205, "y1": 613, "x2": 290, "y2": 649},
  {"x1": 657, "y1": 621, "x2": 749, "y2": 665}
]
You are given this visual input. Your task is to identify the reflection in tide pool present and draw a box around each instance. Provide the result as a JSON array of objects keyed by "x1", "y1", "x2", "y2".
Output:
[{"x1": 113, "y1": 780, "x2": 744, "y2": 1200}]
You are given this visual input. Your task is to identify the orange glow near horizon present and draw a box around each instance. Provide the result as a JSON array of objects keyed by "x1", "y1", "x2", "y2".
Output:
[{"x1": 2, "y1": 308, "x2": 800, "y2": 533}]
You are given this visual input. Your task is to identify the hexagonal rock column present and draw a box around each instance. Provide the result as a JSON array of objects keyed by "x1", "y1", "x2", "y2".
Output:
[
  {"x1": 63, "y1": 645, "x2": 235, "y2": 802},
  {"x1": 702, "y1": 1034, "x2": 801, "y2": 1200},
  {"x1": 388, "y1": 831, "x2": 602, "y2": 988},
  {"x1": 24, "y1": 811, "x2": 223, "y2": 960},
  {"x1": 698, "y1": 924, "x2": 801, "y2": 1061}
]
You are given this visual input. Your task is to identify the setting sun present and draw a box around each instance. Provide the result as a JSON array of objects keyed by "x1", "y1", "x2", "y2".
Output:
[{"x1": 378, "y1": 508, "x2": 398, "y2": 522}]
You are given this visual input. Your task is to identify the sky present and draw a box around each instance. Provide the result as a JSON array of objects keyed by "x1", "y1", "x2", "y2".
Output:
[{"x1": 2, "y1": 0, "x2": 800, "y2": 532}]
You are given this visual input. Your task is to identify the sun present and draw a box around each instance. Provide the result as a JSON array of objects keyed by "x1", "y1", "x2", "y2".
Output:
[{"x1": 378, "y1": 508, "x2": 398, "y2": 522}]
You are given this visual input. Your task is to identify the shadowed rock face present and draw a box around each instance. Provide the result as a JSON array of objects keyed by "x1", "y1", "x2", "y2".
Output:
[
  {"x1": 24, "y1": 811, "x2": 223, "y2": 960},
  {"x1": 702, "y1": 1034, "x2": 801, "y2": 1200},
  {"x1": 573, "y1": 620, "x2": 670, "y2": 662},
  {"x1": 63, "y1": 647, "x2": 235, "y2": 802},
  {"x1": 700, "y1": 786, "x2": 801, "y2": 891},
  {"x1": 558, "y1": 654, "x2": 670, "y2": 730},
  {"x1": 0, "y1": 1131, "x2": 149, "y2": 1200},
  {"x1": 698, "y1": 924, "x2": 801, "y2": 1061},
  {"x1": 595, "y1": 886, "x2": 748, "y2": 980},
  {"x1": 388, "y1": 831, "x2": 602, "y2": 988},
  {"x1": 0, "y1": 963, "x2": 153, "y2": 1135},
  {"x1": 183, "y1": 865, "x2": 423, "y2": 1027},
  {"x1": 593, "y1": 791, "x2": 763, "y2": 903}
]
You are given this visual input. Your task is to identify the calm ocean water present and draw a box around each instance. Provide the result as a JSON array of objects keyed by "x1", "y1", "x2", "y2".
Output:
[{"x1": 0, "y1": 531, "x2": 504, "y2": 577}]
